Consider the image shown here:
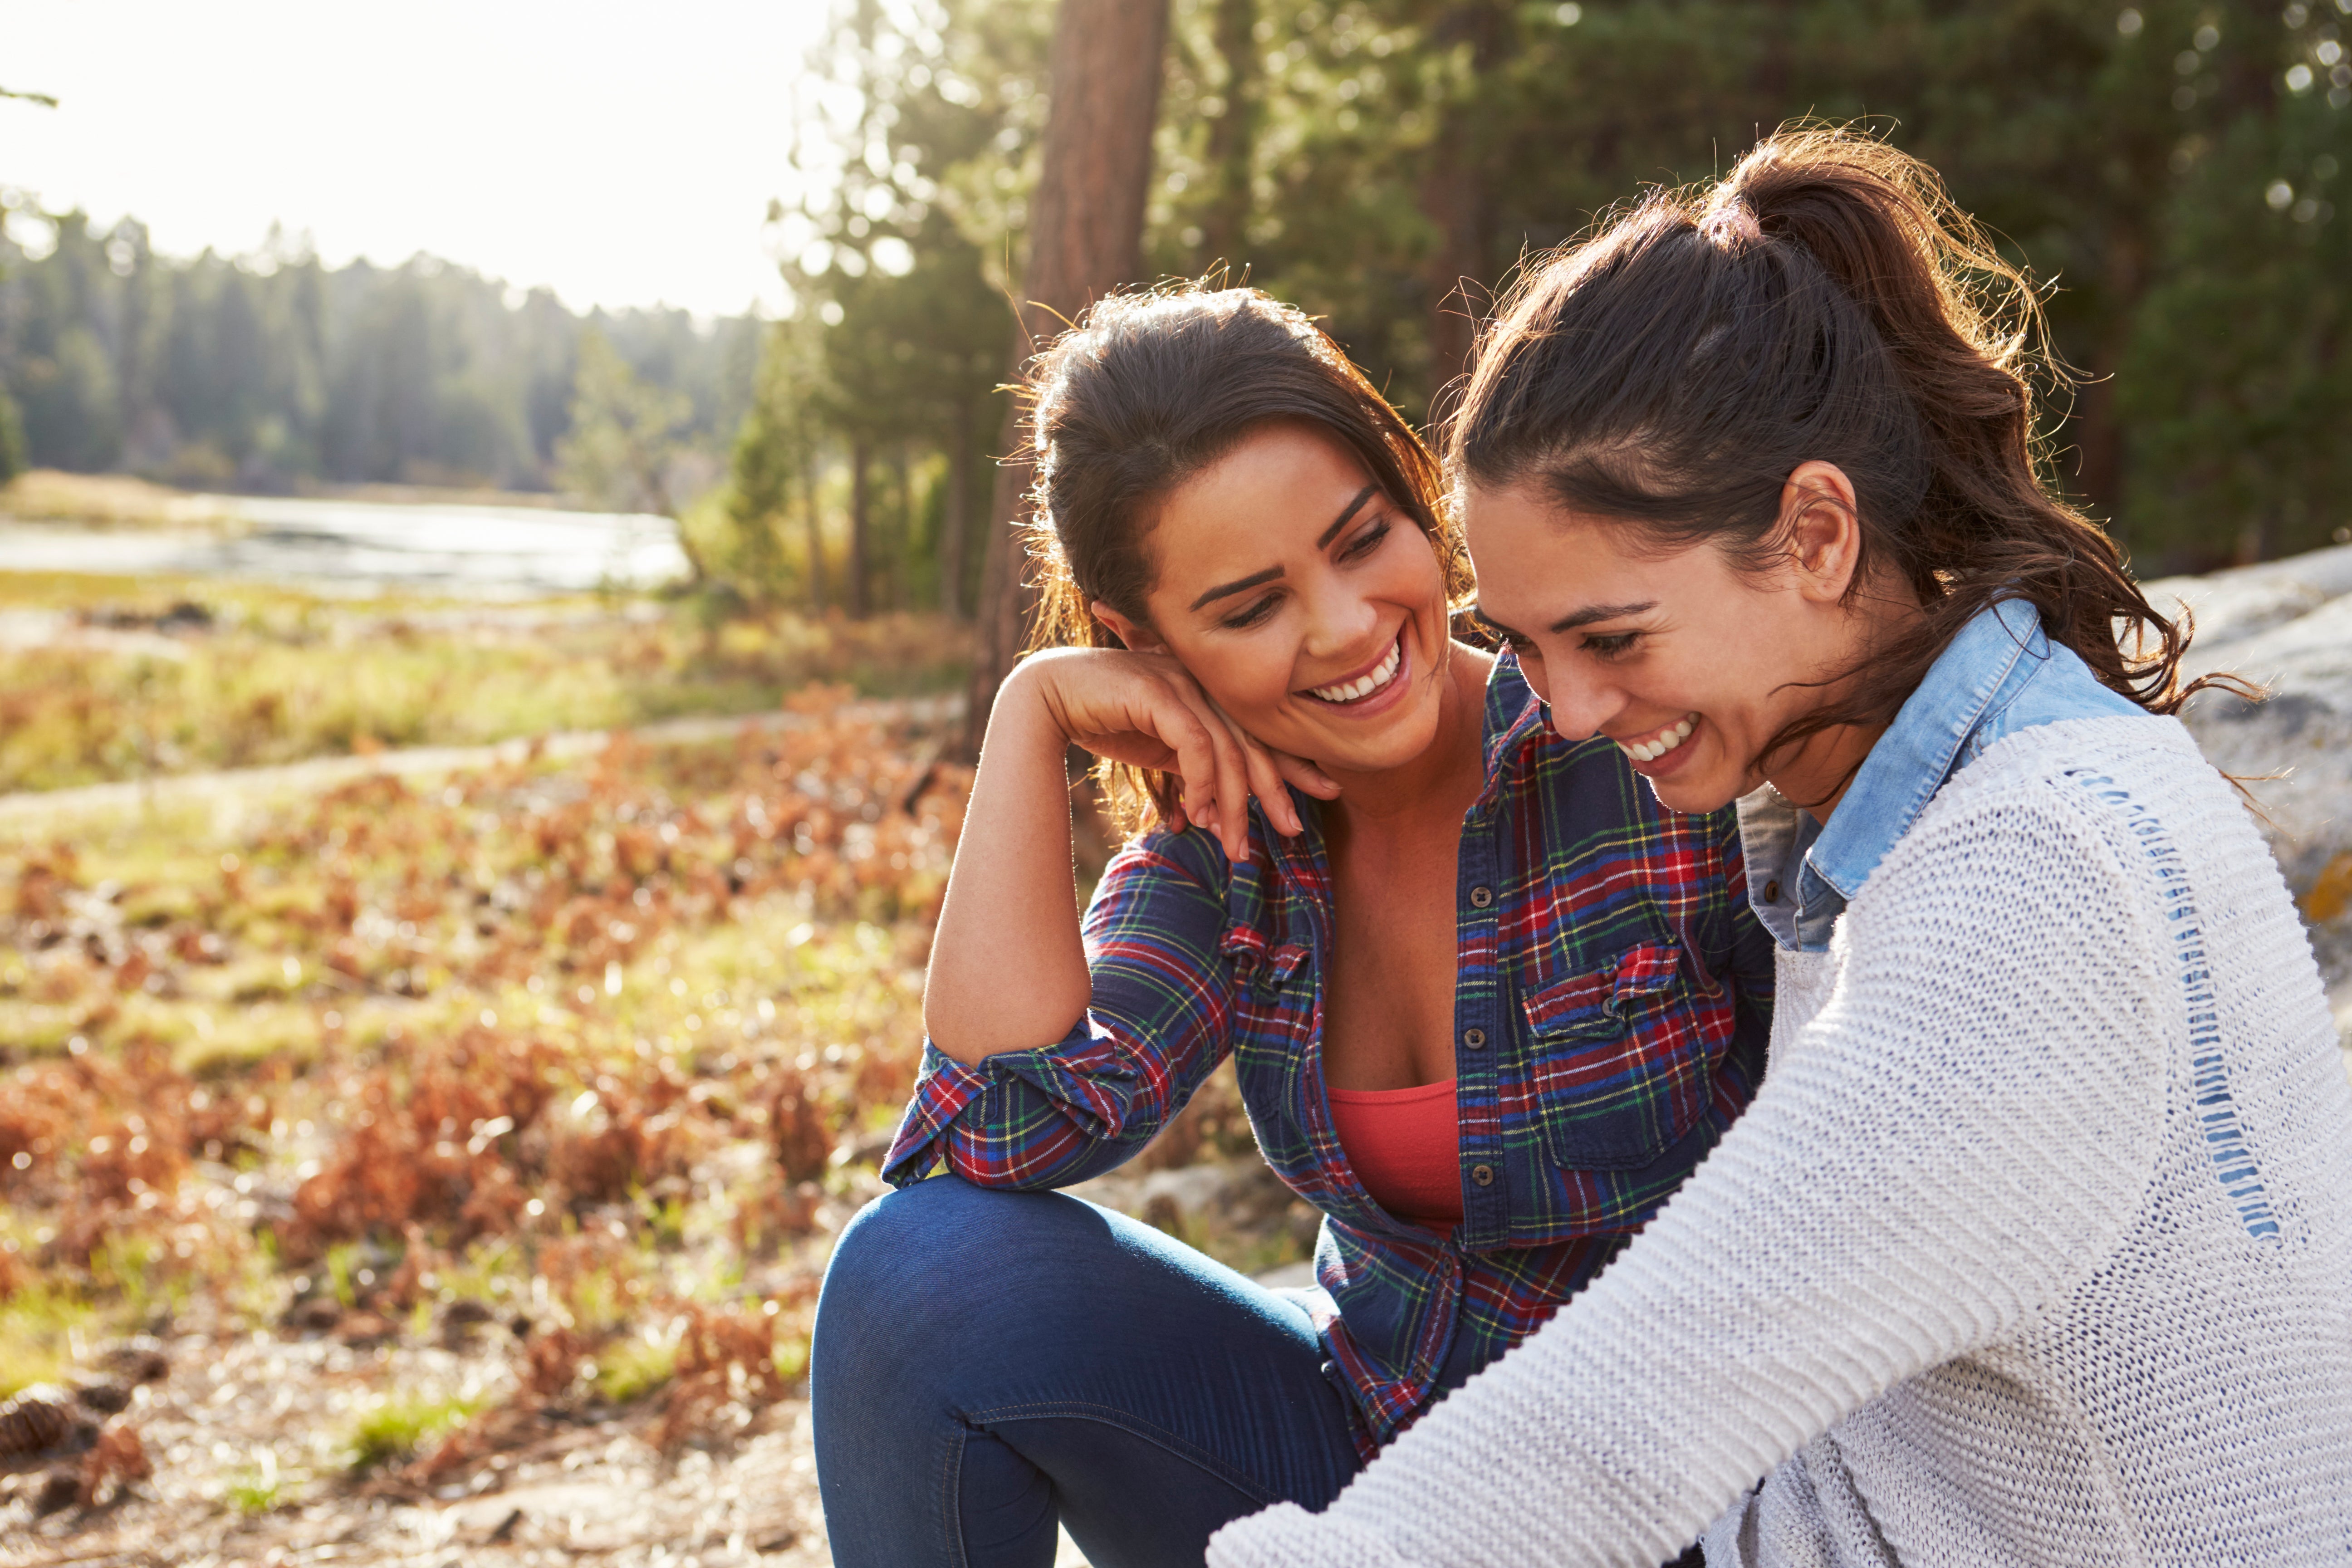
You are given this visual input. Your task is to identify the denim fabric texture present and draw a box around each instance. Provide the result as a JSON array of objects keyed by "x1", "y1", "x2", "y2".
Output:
[
  {"x1": 812, "y1": 1177, "x2": 1367, "y2": 1568},
  {"x1": 882, "y1": 652, "x2": 1774, "y2": 1450},
  {"x1": 1737, "y1": 598, "x2": 2150, "y2": 954}
]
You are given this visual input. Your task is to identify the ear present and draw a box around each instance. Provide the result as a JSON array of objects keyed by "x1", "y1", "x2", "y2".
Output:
[
  {"x1": 1091, "y1": 600, "x2": 1167, "y2": 655},
  {"x1": 1779, "y1": 461, "x2": 1864, "y2": 606}
]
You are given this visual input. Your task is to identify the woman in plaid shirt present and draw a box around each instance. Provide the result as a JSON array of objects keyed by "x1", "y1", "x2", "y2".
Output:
[{"x1": 810, "y1": 283, "x2": 1771, "y2": 1568}]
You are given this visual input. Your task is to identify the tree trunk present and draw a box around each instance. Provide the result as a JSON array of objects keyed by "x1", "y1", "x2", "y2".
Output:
[
  {"x1": 1199, "y1": 0, "x2": 1259, "y2": 274},
  {"x1": 1418, "y1": 0, "x2": 1509, "y2": 421},
  {"x1": 848, "y1": 436, "x2": 872, "y2": 619},
  {"x1": 2074, "y1": 222, "x2": 2142, "y2": 538},
  {"x1": 941, "y1": 400, "x2": 973, "y2": 618},
  {"x1": 797, "y1": 423, "x2": 827, "y2": 613},
  {"x1": 964, "y1": 0, "x2": 1173, "y2": 755},
  {"x1": 893, "y1": 441, "x2": 914, "y2": 611}
]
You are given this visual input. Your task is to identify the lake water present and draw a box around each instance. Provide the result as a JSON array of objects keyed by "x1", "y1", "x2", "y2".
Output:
[{"x1": 0, "y1": 494, "x2": 691, "y2": 598}]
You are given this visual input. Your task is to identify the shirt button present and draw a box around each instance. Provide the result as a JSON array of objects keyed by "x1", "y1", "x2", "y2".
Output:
[
  {"x1": 1463, "y1": 1028, "x2": 1486, "y2": 1050},
  {"x1": 1763, "y1": 879, "x2": 1782, "y2": 902},
  {"x1": 1469, "y1": 885, "x2": 1494, "y2": 909},
  {"x1": 1470, "y1": 1163, "x2": 1495, "y2": 1187}
]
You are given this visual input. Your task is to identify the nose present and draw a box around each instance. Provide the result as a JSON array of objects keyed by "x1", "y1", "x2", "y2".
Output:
[
  {"x1": 1298, "y1": 572, "x2": 1381, "y2": 662},
  {"x1": 1534, "y1": 658, "x2": 1624, "y2": 742}
]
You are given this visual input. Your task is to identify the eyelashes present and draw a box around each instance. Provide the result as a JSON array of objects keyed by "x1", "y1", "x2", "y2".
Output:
[
  {"x1": 1583, "y1": 632, "x2": 1640, "y2": 660},
  {"x1": 1222, "y1": 597, "x2": 1276, "y2": 630},
  {"x1": 1471, "y1": 622, "x2": 1639, "y2": 662},
  {"x1": 1216, "y1": 517, "x2": 1394, "y2": 630}
]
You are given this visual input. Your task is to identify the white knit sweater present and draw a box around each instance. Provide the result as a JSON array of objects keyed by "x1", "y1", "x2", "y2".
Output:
[{"x1": 1210, "y1": 717, "x2": 2352, "y2": 1567}]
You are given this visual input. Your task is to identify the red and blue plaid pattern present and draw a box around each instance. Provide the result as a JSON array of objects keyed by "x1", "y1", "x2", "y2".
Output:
[{"x1": 884, "y1": 654, "x2": 1773, "y2": 1452}]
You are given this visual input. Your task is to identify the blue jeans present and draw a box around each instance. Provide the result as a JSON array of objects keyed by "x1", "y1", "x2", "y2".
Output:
[{"x1": 811, "y1": 1176, "x2": 1363, "y2": 1568}]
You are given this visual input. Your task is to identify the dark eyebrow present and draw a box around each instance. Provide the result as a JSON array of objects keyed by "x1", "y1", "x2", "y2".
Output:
[
  {"x1": 1550, "y1": 600, "x2": 1657, "y2": 633},
  {"x1": 1467, "y1": 603, "x2": 1523, "y2": 639},
  {"x1": 1315, "y1": 485, "x2": 1379, "y2": 549},
  {"x1": 1187, "y1": 486, "x2": 1380, "y2": 612},
  {"x1": 1190, "y1": 565, "x2": 1284, "y2": 612}
]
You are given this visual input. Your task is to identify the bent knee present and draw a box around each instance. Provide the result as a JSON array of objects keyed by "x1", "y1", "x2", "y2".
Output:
[
  {"x1": 820, "y1": 1177, "x2": 1083, "y2": 1325},
  {"x1": 814, "y1": 1179, "x2": 1094, "y2": 1398}
]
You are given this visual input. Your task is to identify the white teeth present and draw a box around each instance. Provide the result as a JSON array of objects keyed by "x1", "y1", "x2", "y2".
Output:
[
  {"x1": 1619, "y1": 714, "x2": 1698, "y2": 764},
  {"x1": 1309, "y1": 637, "x2": 1403, "y2": 704}
]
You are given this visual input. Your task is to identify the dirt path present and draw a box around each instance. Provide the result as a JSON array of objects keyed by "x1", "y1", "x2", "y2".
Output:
[{"x1": 0, "y1": 697, "x2": 961, "y2": 836}]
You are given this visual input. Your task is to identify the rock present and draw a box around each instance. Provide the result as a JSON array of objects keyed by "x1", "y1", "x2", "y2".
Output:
[
  {"x1": 335, "y1": 1311, "x2": 399, "y2": 1348},
  {"x1": 0, "y1": 1387, "x2": 72, "y2": 1456},
  {"x1": 2147, "y1": 544, "x2": 2352, "y2": 1025},
  {"x1": 98, "y1": 1336, "x2": 171, "y2": 1384},
  {"x1": 1252, "y1": 1259, "x2": 1319, "y2": 1290},
  {"x1": 286, "y1": 1297, "x2": 343, "y2": 1333},
  {"x1": 74, "y1": 1382, "x2": 133, "y2": 1415},
  {"x1": 438, "y1": 1298, "x2": 495, "y2": 1347},
  {"x1": 33, "y1": 1465, "x2": 80, "y2": 1516},
  {"x1": 2143, "y1": 544, "x2": 2352, "y2": 652}
]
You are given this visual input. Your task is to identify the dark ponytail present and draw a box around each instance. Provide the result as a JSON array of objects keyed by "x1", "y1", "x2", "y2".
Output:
[
  {"x1": 1021, "y1": 279, "x2": 1467, "y2": 833},
  {"x1": 1451, "y1": 125, "x2": 2235, "y2": 786}
]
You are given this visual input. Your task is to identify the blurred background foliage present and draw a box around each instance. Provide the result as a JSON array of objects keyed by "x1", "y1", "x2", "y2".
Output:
[
  {"x1": 0, "y1": 216, "x2": 759, "y2": 501},
  {"x1": 6, "y1": 0, "x2": 2352, "y2": 599}
]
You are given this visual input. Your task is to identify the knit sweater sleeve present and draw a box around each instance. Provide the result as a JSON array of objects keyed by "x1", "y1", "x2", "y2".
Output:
[{"x1": 1210, "y1": 773, "x2": 2173, "y2": 1568}]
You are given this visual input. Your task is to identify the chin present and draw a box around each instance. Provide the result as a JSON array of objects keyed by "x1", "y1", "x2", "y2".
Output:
[
  {"x1": 1306, "y1": 695, "x2": 1443, "y2": 776},
  {"x1": 1643, "y1": 770, "x2": 1740, "y2": 817}
]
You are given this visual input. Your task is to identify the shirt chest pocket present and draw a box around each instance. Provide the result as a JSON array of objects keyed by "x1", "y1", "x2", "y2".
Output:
[{"x1": 1519, "y1": 942, "x2": 1731, "y2": 1171}]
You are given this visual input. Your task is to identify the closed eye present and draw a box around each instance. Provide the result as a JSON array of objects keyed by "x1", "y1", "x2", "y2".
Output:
[
  {"x1": 1338, "y1": 519, "x2": 1391, "y2": 563},
  {"x1": 1582, "y1": 631, "x2": 1641, "y2": 660},
  {"x1": 1221, "y1": 593, "x2": 1280, "y2": 630}
]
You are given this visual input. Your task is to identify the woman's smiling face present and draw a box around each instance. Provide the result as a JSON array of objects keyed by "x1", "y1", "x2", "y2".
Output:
[
  {"x1": 1460, "y1": 472, "x2": 1870, "y2": 816},
  {"x1": 1103, "y1": 420, "x2": 1455, "y2": 777}
]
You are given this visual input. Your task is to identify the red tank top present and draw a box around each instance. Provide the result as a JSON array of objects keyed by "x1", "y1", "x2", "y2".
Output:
[{"x1": 1326, "y1": 1078, "x2": 1463, "y2": 1226}]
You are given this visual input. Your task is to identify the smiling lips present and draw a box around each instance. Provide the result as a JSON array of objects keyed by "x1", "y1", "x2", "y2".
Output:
[
  {"x1": 1618, "y1": 712, "x2": 1698, "y2": 763},
  {"x1": 1307, "y1": 633, "x2": 1404, "y2": 705}
]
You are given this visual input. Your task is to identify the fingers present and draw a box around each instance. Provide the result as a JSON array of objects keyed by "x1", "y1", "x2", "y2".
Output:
[
  {"x1": 1185, "y1": 691, "x2": 1259, "y2": 863},
  {"x1": 1269, "y1": 749, "x2": 1344, "y2": 802},
  {"x1": 1028, "y1": 649, "x2": 1329, "y2": 862},
  {"x1": 1153, "y1": 703, "x2": 1227, "y2": 848},
  {"x1": 1221, "y1": 713, "x2": 1305, "y2": 838}
]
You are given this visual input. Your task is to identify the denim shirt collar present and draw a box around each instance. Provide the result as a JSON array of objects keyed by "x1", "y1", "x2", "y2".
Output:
[{"x1": 1740, "y1": 598, "x2": 2142, "y2": 952}]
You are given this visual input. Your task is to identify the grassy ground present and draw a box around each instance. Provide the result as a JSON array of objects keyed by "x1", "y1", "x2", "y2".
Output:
[
  {"x1": 0, "y1": 571, "x2": 967, "y2": 794},
  {"x1": 0, "y1": 652, "x2": 1284, "y2": 1559},
  {"x1": 0, "y1": 554, "x2": 1291, "y2": 1563},
  {"x1": 1, "y1": 691, "x2": 962, "y2": 1397}
]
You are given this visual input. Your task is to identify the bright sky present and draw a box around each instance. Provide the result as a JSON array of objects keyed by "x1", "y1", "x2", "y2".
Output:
[{"x1": 2, "y1": 0, "x2": 844, "y2": 318}]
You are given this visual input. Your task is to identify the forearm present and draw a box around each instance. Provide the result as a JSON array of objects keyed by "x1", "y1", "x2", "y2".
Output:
[{"x1": 923, "y1": 662, "x2": 1093, "y2": 1063}]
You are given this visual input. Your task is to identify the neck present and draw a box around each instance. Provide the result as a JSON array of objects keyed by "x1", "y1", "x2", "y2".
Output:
[
  {"x1": 1766, "y1": 722, "x2": 1884, "y2": 828},
  {"x1": 1322, "y1": 640, "x2": 1493, "y2": 834},
  {"x1": 1769, "y1": 583, "x2": 1921, "y2": 826}
]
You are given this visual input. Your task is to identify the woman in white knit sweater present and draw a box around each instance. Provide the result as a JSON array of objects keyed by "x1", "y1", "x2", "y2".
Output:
[{"x1": 1211, "y1": 127, "x2": 2352, "y2": 1566}]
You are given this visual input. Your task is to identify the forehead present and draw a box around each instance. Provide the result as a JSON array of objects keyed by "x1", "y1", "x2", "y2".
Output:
[
  {"x1": 1146, "y1": 422, "x2": 1375, "y2": 597},
  {"x1": 1462, "y1": 481, "x2": 1660, "y2": 625}
]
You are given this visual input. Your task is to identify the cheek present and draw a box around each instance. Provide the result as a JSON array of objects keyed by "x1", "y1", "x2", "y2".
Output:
[
  {"x1": 1210, "y1": 642, "x2": 1298, "y2": 715},
  {"x1": 1378, "y1": 537, "x2": 1447, "y2": 610}
]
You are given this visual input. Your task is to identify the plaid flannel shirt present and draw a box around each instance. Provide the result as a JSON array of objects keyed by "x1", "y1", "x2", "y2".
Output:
[{"x1": 883, "y1": 653, "x2": 1774, "y2": 1451}]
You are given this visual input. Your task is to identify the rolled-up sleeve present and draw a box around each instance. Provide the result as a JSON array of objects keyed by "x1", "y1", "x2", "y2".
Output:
[{"x1": 880, "y1": 825, "x2": 1240, "y2": 1191}]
